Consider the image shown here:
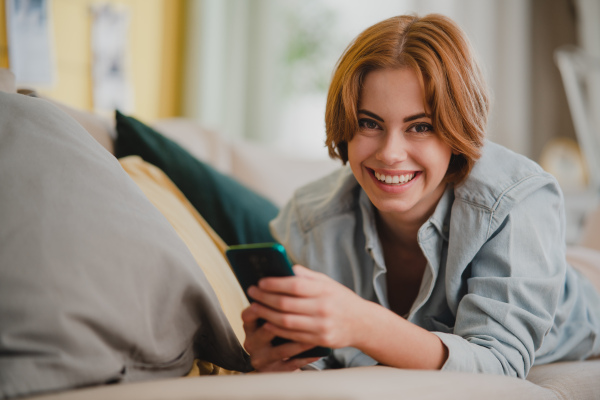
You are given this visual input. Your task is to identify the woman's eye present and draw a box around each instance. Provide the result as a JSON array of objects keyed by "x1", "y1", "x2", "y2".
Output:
[
  {"x1": 358, "y1": 119, "x2": 380, "y2": 130},
  {"x1": 409, "y1": 123, "x2": 434, "y2": 134}
]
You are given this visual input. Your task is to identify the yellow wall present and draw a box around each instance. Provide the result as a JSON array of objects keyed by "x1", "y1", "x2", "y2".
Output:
[
  {"x1": 0, "y1": 0, "x2": 185, "y2": 122},
  {"x1": 0, "y1": 0, "x2": 7, "y2": 69}
]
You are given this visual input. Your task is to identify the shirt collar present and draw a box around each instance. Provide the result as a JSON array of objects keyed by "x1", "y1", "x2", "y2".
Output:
[
  {"x1": 359, "y1": 184, "x2": 455, "y2": 253},
  {"x1": 426, "y1": 185, "x2": 454, "y2": 242},
  {"x1": 359, "y1": 188, "x2": 379, "y2": 251}
]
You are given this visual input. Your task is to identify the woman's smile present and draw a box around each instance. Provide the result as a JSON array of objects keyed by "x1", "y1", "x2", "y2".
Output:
[
  {"x1": 372, "y1": 170, "x2": 417, "y2": 185},
  {"x1": 368, "y1": 168, "x2": 421, "y2": 194}
]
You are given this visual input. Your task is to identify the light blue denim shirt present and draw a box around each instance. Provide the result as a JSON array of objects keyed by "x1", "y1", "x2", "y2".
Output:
[{"x1": 269, "y1": 141, "x2": 600, "y2": 378}]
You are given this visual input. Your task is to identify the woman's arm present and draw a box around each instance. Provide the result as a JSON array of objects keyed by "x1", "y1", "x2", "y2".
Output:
[{"x1": 245, "y1": 265, "x2": 447, "y2": 371}]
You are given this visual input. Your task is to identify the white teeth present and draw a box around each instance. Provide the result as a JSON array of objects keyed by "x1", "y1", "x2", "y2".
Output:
[{"x1": 374, "y1": 171, "x2": 415, "y2": 185}]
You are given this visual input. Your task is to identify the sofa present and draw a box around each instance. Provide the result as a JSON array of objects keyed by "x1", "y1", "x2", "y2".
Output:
[{"x1": 2, "y1": 69, "x2": 600, "y2": 400}]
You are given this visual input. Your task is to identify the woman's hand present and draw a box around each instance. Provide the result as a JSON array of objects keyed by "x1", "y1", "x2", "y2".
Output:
[
  {"x1": 241, "y1": 301, "x2": 321, "y2": 372},
  {"x1": 245, "y1": 265, "x2": 370, "y2": 350},
  {"x1": 242, "y1": 264, "x2": 447, "y2": 371}
]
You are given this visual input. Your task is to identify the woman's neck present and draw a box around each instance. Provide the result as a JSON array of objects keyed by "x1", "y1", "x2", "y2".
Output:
[
  {"x1": 375, "y1": 183, "x2": 447, "y2": 248},
  {"x1": 376, "y1": 211, "x2": 421, "y2": 249}
]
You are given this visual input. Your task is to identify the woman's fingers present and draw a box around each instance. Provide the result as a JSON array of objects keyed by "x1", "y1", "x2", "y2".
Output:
[
  {"x1": 242, "y1": 303, "x2": 323, "y2": 372},
  {"x1": 291, "y1": 264, "x2": 323, "y2": 278},
  {"x1": 248, "y1": 337, "x2": 321, "y2": 372},
  {"x1": 250, "y1": 301, "x2": 320, "y2": 331},
  {"x1": 247, "y1": 302, "x2": 339, "y2": 348},
  {"x1": 254, "y1": 355, "x2": 321, "y2": 372},
  {"x1": 257, "y1": 273, "x2": 324, "y2": 297},
  {"x1": 262, "y1": 321, "x2": 331, "y2": 347},
  {"x1": 242, "y1": 307, "x2": 276, "y2": 350},
  {"x1": 244, "y1": 266, "x2": 366, "y2": 351},
  {"x1": 247, "y1": 286, "x2": 321, "y2": 315}
]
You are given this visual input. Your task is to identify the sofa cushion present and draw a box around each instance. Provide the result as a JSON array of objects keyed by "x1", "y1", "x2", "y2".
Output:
[
  {"x1": 114, "y1": 111, "x2": 279, "y2": 246},
  {"x1": 527, "y1": 359, "x2": 600, "y2": 399},
  {"x1": 151, "y1": 118, "x2": 232, "y2": 174},
  {"x1": 0, "y1": 93, "x2": 251, "y2": 399},
  {"x1": 119, "y1": 156, "x2": 249, "y2": 346},
  {"x1": 41, "y1": 96, "x2": 116, "y2": 154},
  {"x1": 230, "y1": 140, "x2": 341, "y2": 207},
  {"x1": 20, "y1": 365, "x2": 556, "y2": 400}
]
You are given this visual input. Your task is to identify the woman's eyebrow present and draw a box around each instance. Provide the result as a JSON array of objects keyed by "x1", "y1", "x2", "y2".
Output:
[
  {"x1": 357, "y1": 109, "x2": 384, "y2": 122},
  {"x1": 358, "y1": 110, "x2": 430, "y2": 123},
  {"x1": 404, "y1": 112, "x2": 430, "y2": 122}
]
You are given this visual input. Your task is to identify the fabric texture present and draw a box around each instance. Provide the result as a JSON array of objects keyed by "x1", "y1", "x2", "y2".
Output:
[
  {"x1": 270, "y1": 141, "x2": 600, "y2": 377},
  {"x1": 41, "y1": 96, "x2": 115, "y2": 153},
  {"x1": 0, "y1": 93, "x2": 251, "y2": 400},
  {"x1": 119, "y1": 156, "x2": 249, "y2": 345},
  {"x1": 16, "y1": 364, "x2": 571, "y2": 400},
  {"x1": 114, "y1": 111, "x2": 279, "y2": 246}
]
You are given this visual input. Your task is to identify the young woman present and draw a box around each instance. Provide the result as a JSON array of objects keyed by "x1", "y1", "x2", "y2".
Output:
[{"x1": 241, "y1": 14, "x2": 600, "y2": 378}]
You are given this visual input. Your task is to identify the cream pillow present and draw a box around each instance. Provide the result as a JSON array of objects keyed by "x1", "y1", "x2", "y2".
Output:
[{"x1": 119, "y1": 156, "x2": 250, "y2": 344}]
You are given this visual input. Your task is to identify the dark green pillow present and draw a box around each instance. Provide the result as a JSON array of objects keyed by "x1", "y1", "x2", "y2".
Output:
[{"x1": 114, "y1": 111, "x2": 279, "y2": 245}]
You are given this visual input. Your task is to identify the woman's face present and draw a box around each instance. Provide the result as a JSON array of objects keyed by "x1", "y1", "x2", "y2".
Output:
[{"x1": 348, "y1": 67, "x2": 452, "y2": 223}]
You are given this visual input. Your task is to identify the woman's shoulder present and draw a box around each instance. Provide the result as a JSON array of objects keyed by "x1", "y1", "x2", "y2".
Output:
[
  {"x1": 280, "y1": 166, "x2": 361, "y2": 233},
  {"x1": 455, "y1": 141, "x2": 561, "y2": 211}
]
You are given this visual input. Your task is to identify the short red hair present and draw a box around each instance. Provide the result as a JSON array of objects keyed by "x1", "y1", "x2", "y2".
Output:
[{"x1": 325, "y1": 14, "x2": 489, "y2": 184}]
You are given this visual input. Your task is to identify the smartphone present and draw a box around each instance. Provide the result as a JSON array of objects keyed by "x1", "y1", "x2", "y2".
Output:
[{"x1": 226, "y1": 242, "x2": 332, "y2": 359}]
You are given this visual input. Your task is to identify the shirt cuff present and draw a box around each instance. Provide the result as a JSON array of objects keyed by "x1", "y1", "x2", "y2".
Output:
[{"x1": 432, "y1": 332, "x2": 481, "y2": 373}]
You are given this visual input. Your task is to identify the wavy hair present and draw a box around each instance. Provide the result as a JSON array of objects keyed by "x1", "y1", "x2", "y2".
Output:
[{"x1": 325, "y1": 14, "x2": 490, "y2": 184}]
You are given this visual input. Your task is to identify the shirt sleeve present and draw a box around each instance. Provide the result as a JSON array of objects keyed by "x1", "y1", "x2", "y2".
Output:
[
  {"x1": 436, "y1": 178, "x2": 567, "y2": 378},
  {"x1": 269, "y1": 196, "x2": 307, "y2": 266}
]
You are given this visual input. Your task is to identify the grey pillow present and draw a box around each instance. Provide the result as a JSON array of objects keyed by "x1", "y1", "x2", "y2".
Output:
[{"x1": 0, "y1": 92, "x2": 251, "y2": 399}]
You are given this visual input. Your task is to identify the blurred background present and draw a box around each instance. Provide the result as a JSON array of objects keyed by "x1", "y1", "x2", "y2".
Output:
[{"x1": 2, "y1": 0, "x2": 599, "y2": 241}]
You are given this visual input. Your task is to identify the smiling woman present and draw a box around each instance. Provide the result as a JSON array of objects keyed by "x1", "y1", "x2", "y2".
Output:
[{"x1": 239, "y1": 13, "x2": 600, "y2": 379}]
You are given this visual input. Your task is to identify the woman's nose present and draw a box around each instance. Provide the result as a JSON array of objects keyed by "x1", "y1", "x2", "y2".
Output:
[{"x1": 375, "y1": 132, "x2": 408, "y2": 165}]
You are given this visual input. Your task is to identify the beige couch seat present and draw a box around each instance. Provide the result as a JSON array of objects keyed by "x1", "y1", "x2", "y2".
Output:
[{"x1": 28, "y1": 361, "x2": 600, "y2": 400}]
